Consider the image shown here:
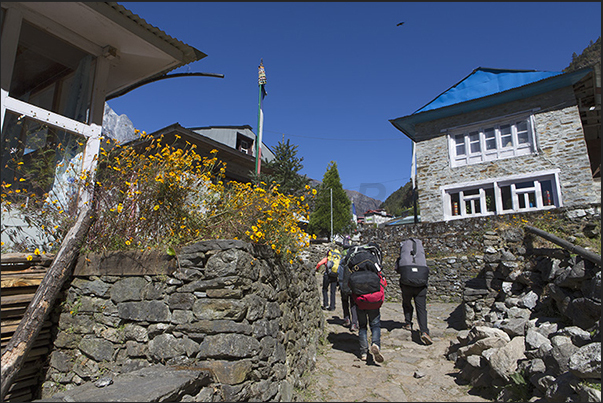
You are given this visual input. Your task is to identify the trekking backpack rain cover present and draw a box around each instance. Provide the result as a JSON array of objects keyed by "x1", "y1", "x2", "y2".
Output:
[
  {"x1": 354, "y1": 274, "x2": 387, "y2": 310},
  {"x1": 396, "y1": 238, "x2": 429, "y2": 287},
  {"x1": 326, "y1": 249, "x2": 342, "y2": 278}
]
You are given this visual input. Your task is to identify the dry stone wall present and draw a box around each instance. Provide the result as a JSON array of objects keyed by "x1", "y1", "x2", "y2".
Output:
[{"x1": 40, "y1": 240, "x2": 324, "y2": 402}]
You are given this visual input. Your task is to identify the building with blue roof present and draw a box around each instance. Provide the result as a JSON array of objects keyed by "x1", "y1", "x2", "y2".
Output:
[{"x1": 390, "y1": 65, "x2": 600, "y2": 222}]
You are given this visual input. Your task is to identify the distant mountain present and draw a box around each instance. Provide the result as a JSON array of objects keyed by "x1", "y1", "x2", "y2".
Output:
[
  {"x1": 308, "y1": 179, "x2": 381, "y2": 216},
  {"x1": 102, "y1": 103, "x2": 138, "y2": 144}
]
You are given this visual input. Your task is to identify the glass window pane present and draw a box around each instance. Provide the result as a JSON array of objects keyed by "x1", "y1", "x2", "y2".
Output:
[
  {"x1": 469, "y1": 131, "x2": 480, "y2": 153},
  {"x1": 455, "y1": 135, "x2": 466, "y2": 156},
  {"x1": 500, "y1": 124, "x2": 512, "y2": 148},
  {"x1": 451, "y1": 192, "x2": 460, "y2": 216},
  {"x1": 516, "y1": 121, "x2": 529, "y2": 144},
  {"x1": 501, "y1": 185, "x2": 512, "y2": 210},
  {"x1": 484, "y1": 128, "x2": 496, "y2": 150},
  {"x1": 485, "y1": 188, "x2": 495, "y2": 212},
  {"x1": 516, "y1": 181, "x2": 534, "y2": 189},
  {"x1": 541, "y1": 180, "x2": 554, "y2": 206},
  {"x1": 10, "y1": 20, "x2": 95, "y2": 124},
  {"x1": 1, "y1": 111, "x2": 86, "y2": 210}
]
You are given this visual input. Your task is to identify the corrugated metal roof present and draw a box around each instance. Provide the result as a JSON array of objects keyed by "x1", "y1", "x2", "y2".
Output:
[
  {"x1": 390, "y1": 66, "x2": 594, "y2": 141},
  {"x1": 415, "y1": 67, "x2": 562, "y2": 113},
  {"x1": 107, "y1": 2, "x2": 206, "y2": 65}
]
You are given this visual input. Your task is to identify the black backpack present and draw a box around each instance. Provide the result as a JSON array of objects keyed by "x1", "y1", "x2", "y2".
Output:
[
  {"x1": 342, "y1": 243, "x2": 382, "y2": 295},
  {"x1": 396, "y1": 238, "x2": 429, "y2": 287}
]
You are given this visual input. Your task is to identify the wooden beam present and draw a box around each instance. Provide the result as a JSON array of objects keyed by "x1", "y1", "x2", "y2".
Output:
[{"x1": 524, "y1": 225, "x2": 601, "y2": 266}]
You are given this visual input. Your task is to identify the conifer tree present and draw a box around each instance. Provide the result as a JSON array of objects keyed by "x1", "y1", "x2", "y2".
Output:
[
  {"x1": 308, "y1": 161, "x2": 351, "y2": 237},
  {"x1": 251, "y1": 139, "x2": 309, "y2": 196}
]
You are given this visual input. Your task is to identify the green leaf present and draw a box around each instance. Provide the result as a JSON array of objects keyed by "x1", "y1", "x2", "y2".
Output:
[{"x1": 166, "y1": 246, "x2": 176, "y2": 256}]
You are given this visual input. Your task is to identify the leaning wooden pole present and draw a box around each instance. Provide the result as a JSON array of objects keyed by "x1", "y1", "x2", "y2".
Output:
[
  {"x1": 524, "y1": 225, "x2": 601, "y2": 267},
  {"x1": 1, "y1": 207, "x2": 95, "y2": 401}
]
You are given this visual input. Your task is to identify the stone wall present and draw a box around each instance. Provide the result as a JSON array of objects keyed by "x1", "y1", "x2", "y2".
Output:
[
  {"x1": 40, "y1": 240, "x2": 324, "y2": 402},
  {"x1": 412, "y1": 86, "x2": 596, "y2": 223},
  {"x1": 357, "y1": 204, "x2": 600, "y2": 304},
  {"x1": 446, "y1": 230, "x2": 601, "y2": 402}
]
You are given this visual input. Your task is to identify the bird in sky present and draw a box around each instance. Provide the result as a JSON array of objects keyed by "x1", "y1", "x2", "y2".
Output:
[{"x1": 397, "y1": 22, "x2": 405, "y2": 26}]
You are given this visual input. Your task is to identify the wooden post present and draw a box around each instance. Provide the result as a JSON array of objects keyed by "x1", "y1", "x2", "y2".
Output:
[
  {"x1": 1, "y1": 208, "x2": 95, "y2": 401},
  {"x1": 524, "y1": 225, "x2": 601, "y2": 267}
]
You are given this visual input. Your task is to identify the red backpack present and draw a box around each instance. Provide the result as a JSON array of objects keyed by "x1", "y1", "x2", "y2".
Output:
[{"x1": 353, "y1": 273, "x2": 387, "y2": 310}]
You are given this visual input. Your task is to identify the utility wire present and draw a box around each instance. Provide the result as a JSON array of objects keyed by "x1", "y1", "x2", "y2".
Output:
[{"x1": 264, "y1": 129, "x2": 404, "y2": 142}]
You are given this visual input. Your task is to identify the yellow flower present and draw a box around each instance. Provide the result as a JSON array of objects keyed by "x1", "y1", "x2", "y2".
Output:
[
  {"x1": 34, "y1": 248, "x2": 40, "y2": 255},
  {"x1": 125, "y1": 239, "x2": 131, "y2": 246},
  {"x1": 153, "y1": 205, "x2": 160, "y2": 211},
  {"x1": 26, "y1": 255, "x2": 33, "y2": 261}
]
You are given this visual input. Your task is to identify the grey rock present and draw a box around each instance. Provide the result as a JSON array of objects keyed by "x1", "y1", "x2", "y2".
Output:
[
  {"x1": 197, "y1": 333, "x2": 260, "y2": 359},
  {"x1": 525, "y1": 329, "x2": 552, "y2": 351},
  {"x1": 110, "y1": 277, "x2": 148, "y2": 303},
  {"x1": 545, "y1": 335, "x2": 579, "y2": 376},
  {"x1": 79, "y1": 337, "x2": 114, "y2": 362},
  {"x1": 569, "y1": 342, "x2": 601, "y2": 379},
  {"x1": 117, "y1": 301, "x2": 170, "y2": 322},
  {"x1": 488, "y1": 336, "x2": 526, "y2": 381}
]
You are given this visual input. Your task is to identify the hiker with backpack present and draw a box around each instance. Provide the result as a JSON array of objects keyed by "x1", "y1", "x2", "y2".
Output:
[
  {"x1": 395, "y1": 238, "x2": 433, "y2": 345},
  {"x1": 343, "y1": 241, "x2": 387, "y2": 363},
  {"x1": 338, "y1": 245, "x2": 358, "y2": 331},
  {"x1": 315, "y1": 247, "x2": 342, "y2": 311}
]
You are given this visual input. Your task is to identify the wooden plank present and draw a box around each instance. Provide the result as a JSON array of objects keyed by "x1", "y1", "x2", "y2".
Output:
[
  {"x1": 74, "y1": 249, "x2": 176, "y2": 276},
  {"x1": 0, "y1": 294, "x2": 35, "y2": 306},
  {"x1": 1, "y1": 277, "x2": 45, "y2": 288},
  {"x1": 1, "y1": 207, "x2": 94, "y2": 401},
  {"x1": 1, "y1": 253, "x2": 54, "y2": 265}
]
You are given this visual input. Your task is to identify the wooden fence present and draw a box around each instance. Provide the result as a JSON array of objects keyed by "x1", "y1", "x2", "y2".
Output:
[{"x1": 1, "y1": 253, "x2": 55, "y2": 402}]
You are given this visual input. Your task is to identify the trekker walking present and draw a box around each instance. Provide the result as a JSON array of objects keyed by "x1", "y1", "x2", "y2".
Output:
[
  {"x1": 396, "y1": 238, "x2": 433, "y2": 345},
  {"x1": 316, "y1": 247, "x2": 341, "y2": 311},
  {"x1": 338, "y1": 245, "x2": 358, "y2": 331},
  {"x1": 345, "y1": 242, "x2": 387, "y2": 363}
]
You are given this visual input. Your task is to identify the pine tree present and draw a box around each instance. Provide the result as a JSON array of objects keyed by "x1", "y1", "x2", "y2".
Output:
[
  {"x1": 250, "y1": 139, "x2": 309, "y2": 196},
  {"x1": 308, "y1": 161, "x2": 351, "y2": 237}
]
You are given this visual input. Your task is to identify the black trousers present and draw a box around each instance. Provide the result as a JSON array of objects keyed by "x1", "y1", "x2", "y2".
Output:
[
  {"x1": 322, "y1": 273, "x2": 337, "y2": 310},
  {"x1": 400, "y1": 283, "x2": 429, "y2": 335}
]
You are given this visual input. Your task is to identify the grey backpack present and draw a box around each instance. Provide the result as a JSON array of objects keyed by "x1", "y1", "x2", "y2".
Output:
[{"x1": 396, "y1": 238, "x2": 429, "y2": 287}]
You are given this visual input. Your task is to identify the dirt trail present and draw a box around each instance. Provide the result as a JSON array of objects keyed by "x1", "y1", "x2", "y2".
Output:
[{"x1": 302, "y1": 299, "x2": 494, "y2": 402}]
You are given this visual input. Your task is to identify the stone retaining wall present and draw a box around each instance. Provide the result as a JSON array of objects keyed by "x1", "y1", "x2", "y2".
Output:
[
  {"x1": 40, "y1": 240, "x2": 324, "y2": 402},
  {"x1": 357, "y1": 204, "x2": 601, "y2": 303}
]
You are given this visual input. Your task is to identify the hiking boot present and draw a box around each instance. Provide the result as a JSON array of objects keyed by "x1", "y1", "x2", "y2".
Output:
[
  {"x1": 343, "y1": 317, "x2": 351, "y2": 327},
  {"x1": 360, "y1": 353, "x2": 367, "y2": 361},
  {"x1": 350, "y1": 324, "x2": 358, "y2": 333},
  {"x1": 421, "y1": 332, "x2": 433, "y2": 345},
  {"x1": 370, "y1": 344, "x2": 384, "y2": 363},
  {"x1": 402, "y1": 322, "x2": 412, "y2": 331}
]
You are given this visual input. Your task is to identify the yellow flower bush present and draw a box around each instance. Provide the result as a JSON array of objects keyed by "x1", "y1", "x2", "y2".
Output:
[{"x1": 84, "y1": 133, "x2": 313, "y2": 260}]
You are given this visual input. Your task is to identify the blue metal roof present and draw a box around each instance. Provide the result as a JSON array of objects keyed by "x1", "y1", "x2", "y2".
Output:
[
  {"x1": 415, "y1": 68, "x2": 562, "y2": 113},
  {"x1": 390, "y1": 66, "x2": 593, "y2": 141}
]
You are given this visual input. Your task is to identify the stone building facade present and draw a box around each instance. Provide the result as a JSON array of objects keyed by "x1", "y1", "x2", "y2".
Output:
[{"x1": 415, "y1": 86, "x2": 597, "y2": 223}]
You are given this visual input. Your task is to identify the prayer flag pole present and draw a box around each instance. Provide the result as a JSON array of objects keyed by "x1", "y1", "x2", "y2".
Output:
[{"x1": 256, "y1": 60, "x2": 267, "y2": 174}]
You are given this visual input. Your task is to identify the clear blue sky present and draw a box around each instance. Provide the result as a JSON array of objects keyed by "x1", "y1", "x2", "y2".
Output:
[{"x1": 108, "y1": 2, "x2": 601, "y2": 202}]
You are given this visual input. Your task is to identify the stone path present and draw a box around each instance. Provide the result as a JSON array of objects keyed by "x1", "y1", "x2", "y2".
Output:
[{"x1": 301, "y1": 299, "x2": 494, "y2": 402}]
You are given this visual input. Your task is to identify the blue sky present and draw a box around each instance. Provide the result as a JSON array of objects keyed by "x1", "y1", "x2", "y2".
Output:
[{"x1": 108, "y1": 2, "x2": 601, "y2": 202}]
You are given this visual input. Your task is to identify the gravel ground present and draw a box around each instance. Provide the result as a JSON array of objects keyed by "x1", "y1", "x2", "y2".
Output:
[{"x1": 301, "y1": 279, "x2": 494, "y2": 402}]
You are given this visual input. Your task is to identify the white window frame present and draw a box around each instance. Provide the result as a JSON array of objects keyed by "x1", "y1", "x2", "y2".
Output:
[
  {"x1": 447, "y1": 111, "x2": 538, "y2": 167},
  {"x1": 441, "y1": 169, "x2": 562, "y2": 220}
]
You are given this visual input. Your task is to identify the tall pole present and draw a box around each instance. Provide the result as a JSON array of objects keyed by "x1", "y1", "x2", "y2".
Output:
[
  {"x1": 256, "y1": 60, "x2": 267, "y2": 175},
  {"x1": 255, "y1": 85, "x2": 263, "y2": 174},
  {"x1": 411, "y1": 140, "x2": 418, "y2": 224},
  {"x1": 330, "y1": 188, "x2": 333, "y2": 242}
]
